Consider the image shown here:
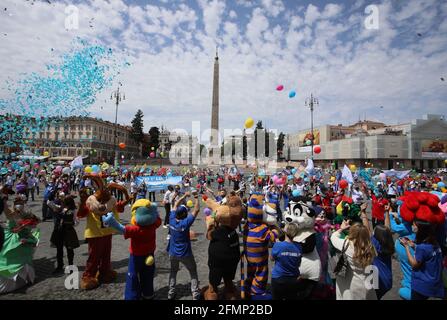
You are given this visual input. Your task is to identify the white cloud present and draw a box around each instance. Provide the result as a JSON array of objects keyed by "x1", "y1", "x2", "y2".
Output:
[
  {"x1": 0, "y1": 0, "x2": 446, "y2": 140},
  {"x1": 261, "y1": 0, "x2": 284, "y2": 17}
]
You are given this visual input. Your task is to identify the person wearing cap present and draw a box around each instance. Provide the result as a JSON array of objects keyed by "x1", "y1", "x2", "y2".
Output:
[{"x1": 167, "y1": 191, "x2": 200, "y2": 300}]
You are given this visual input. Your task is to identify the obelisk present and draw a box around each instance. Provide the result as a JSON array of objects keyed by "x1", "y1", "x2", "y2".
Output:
[{"x1": 209, "y1": 47, "x2": 219, "y2": 158}]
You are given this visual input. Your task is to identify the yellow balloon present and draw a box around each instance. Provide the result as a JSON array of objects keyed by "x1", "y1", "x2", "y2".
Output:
[
  {"x1": 145, "y1": 255, "x2": 154, "y2": 266},
  {"x1": 43, "y1": 151, "x2": 49, "y2": 157},
  {"x1": 245, "y1": 117, "x2": 254, "y2": 129},
  {"x1": 85, "y1": 166, "x2": 93, "y2": 173},
  {"x1": 330, "y1": 176, "x2": 336, "y2": 182},
  {"x1": 445, "y1": 159, "x2": 447, "y2": 164},
  {"x1": 186, "y1": 200, "x2": 194, "y2": 208},
  {"x1": 349, "y1": 164, "x2": 357, "y2": 172},
  {"x1": 433, "y1": 184, "x2": 438, "y2": 189}
]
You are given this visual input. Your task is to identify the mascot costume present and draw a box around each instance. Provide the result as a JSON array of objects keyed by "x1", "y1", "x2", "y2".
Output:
[
  {"x1": 201, "y1": 194, "x2": 243, "y2": 300},
  {"x1": 283, "y1": 196, "x2": 321, "y2": 297},
  {"x1": 393, "y1": 191, "x2": 445, "y2": 300},
  {"x1": 77, "y1": 175, "x2": 131, "y2": 290},
  {"x1": 0, "y1": 194, "x2": 40, "y2": 293},
  {"x1": 240, "y1": 193, "x2": 280, "y2": 299},
  {"x1": 102, "y1": 199, "x2": 161, "y2": 300}
]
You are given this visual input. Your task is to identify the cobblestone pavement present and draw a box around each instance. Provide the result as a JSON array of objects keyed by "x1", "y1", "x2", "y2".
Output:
[{"x1": 0, "y1": 182, "x2": 403, "y2": 300}]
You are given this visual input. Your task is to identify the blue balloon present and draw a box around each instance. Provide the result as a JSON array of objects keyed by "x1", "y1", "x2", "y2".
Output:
[
  {"x1": 91, "y1": 165, "x2": 100, "y2": 173},
  {"x1": 289, "y1": 90, "x2": 296, "y2": 98},
  {"x1": 291, "y1": 168, "x2": 297, "y2": 174},
  {"x1": 288, "y1": 175, "x2": 294, "y2": 180},
  {"x1": 438, "y1": 182, "x2": 446, "y2": 188},
  {"x1": 292, "y1": 189, "x2": 301, "y2": 197}
]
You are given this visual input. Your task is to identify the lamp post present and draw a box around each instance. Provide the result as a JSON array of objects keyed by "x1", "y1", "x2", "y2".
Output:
[
  {"x1": 305, "y1": 93, "x2": 319, "y2": 160},
  {"x1": 111, "y1": 82, "x2": 125, "y2": 167}
]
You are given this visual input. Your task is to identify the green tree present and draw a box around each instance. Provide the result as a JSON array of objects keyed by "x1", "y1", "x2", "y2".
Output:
[
  {"x1": 277, "y1": 132, "x2": 285, "y2": 159},
  {"x1": 130, "y1": 109, "x2": 144, "y2": 143},
  {"x1": 148, "y1": 126, "x2": 160, "y2": 151}
]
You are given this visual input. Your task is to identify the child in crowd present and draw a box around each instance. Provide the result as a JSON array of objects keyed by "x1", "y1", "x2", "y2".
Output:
[{"x1": 271, "y1": 223, "x2": 302, "y2": 300}]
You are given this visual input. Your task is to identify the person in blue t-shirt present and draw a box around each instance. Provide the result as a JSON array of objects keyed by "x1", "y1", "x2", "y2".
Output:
[
  {"x1": 167, "y1": 191, "x2": 200, "y2": 300},
  {"x1": 271, "y1": 223, "x2": 302, "y2": 300},
  {"x1": 400, "y1": 219, "x2": 445, "y2": 300},
  {"x1": 360, "y1": 202, "x2": 395, "y2": 299}
]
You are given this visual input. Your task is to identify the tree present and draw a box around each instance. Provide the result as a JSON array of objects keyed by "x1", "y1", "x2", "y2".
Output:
[
  {"x1": 277, "y1": 132, "x2": 285, "y2": 159},
  {"x1": 148, "y1": 126, "x2": 160, "y2": 151},
  {"x1": 130, "y1": 109, "x2": 144, "y2": 144}
]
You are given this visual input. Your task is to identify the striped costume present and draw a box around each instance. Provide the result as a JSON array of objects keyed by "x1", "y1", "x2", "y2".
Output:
[{"x1": 241, "y1": 193, "x2": 279, "y2": 299}]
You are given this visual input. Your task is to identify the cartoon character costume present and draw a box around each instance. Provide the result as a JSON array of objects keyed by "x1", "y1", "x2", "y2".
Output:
[
  {"x1": 240, "y1": 193, "x2": 280, "y2": 299},
  {"x1": 0, "y1": 195, "x2": 40, "y2": 293},
  {"x1": 77, "y1": 175, "x2": 131, "y2": 290},
  {"x1": 102, "y1": 199, "x2": 161, "y2": 300},
  {"x1": 202, "y1": 194, "x2": 243, "y2": 300},
  {"x1": 283, "y1": 197, "x2": 321, "y2": 296},
  {"x1": 392, "y1": 191, "x2": 445, "y2": 300}
]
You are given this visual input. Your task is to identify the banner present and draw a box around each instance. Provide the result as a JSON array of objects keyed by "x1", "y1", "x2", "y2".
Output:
[
  {"x1": 421, "y1": 140, "x2": 447, "y2": 158},
  {"x1": 341, "y1": 165, "x2": 354, "y2": 184},
  {"x1": 135, "y1": 176, "x2": 183, "y2": 192},
  {"x1": 383, "y1": 170, "x2": 411, "y2": 179}
]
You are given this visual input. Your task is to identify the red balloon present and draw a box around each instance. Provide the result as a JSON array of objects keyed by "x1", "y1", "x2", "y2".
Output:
[
  {"x1": 339, "y1": 180, "x2": 348, "y2": 189},
  {"x1": 119, "y1": 142, "x2": 126, "y2": 149},
  {"x1": 149, "y1": 151, "x2": 155, "y2": 158},
  {"x1": 276, "y1": 85, "x2": 284, "y2": 91},
  {"x1": 314, "y1": 146, "x2": 321, "y2": 154}
]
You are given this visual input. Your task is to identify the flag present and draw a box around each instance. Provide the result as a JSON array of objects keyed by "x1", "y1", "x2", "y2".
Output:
[
  {"x1": 383, "y1": 170, "x2": 411, "y2": 180},
  {"x1": 70, "y1": 156, "x2": 83, "y2": 169},
  {"x1": 305, "y1": 158, "x2": 314, "y2": 175},
  {"x1": 341, "y1": 165, "x2": 354, "y2": 184}
]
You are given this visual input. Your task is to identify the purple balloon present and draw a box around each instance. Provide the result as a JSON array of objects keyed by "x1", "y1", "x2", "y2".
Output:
[{"x1": 203, "y1": 207, "x2": 212, "y2": 217}]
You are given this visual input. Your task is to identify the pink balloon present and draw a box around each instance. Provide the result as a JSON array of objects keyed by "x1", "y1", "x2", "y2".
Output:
[
  {"x1": 149, "y1": 152, "x2": 155, "y2": 158},
  {"x1": 276, "y1": 85, "x2": 284, "y2": 91}
]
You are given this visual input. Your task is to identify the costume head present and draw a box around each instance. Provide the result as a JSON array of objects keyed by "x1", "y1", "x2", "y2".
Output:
[
  {"x1": 205, "y1": 194, "x2": 243, "y2": 229},
  {"x1": 247, "y1": 193, "x2": 265, "y2": 224},
  {"x1": 262, "y1": 201, "x2": 277, "y2": 225},
  {"x1": 130, "y1": 199, "x2": 158, "y2": 226},
  {"x1": 439, "y1": 195, "x2": 447, "y2": 214},
  {"x1": 334, "y1": 196, "x2": 361, "y2": 225},
  {"x1": 283, "y1": 196, "x2": 316, "y2": 242},
  {"x1": 399, "y1": 191, "x2": 445, "y2": 225},
  {"x1": 83, "y1": 175, "x2": 129, "y2": 216}
]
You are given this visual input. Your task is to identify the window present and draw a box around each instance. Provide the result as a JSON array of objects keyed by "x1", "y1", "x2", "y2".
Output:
[
  {"x1": 93, "y1": 126, "x2": 97, "y2": 131},
  {"x1": 64, "y1": 125, "x2": 69, "y2": 131},
  {"x1": 64, "y1": 133, "x2": 68, "y2": 139},
  {"x1": 86, "y1": 125, "x2": 91, "y2": 131},
  {"x1": 46, "y1": 133, "x2": 50, "y2": 139},
  {"x1": 71, "y1": 125, "x2": 76, "y2": 131},
  {"x1": 39, "y1": 133, "x2": 44, "y2": 139},
  {"x1": 71, "y1": 133, "x2": 75, "y2": 139},
  {"x1": 78, "y1": 125, "x2": 83, "y2": 130}
]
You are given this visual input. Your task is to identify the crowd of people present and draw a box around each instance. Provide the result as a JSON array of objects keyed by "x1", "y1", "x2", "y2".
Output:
[{"x1": 0, "y1": 159, "x2": 446, "y2": 300}]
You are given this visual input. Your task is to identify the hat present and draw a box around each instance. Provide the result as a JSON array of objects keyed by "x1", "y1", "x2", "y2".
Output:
[
  {"x1": 135, "y1": 204, "x2": 158, "y2": 226},
  {"x1": 175, "y1": 205, "x2": 188, "y2": 217}
]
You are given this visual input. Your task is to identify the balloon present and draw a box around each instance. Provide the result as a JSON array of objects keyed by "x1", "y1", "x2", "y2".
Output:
[
  {"x1": 203, "y1": 207, "x2": 212, "y2": 217},
  {"x1": 291, "y1": 168, "x2": 297, "y2": 174},
  {"x1": 160, "y1": 152, "x2": 164, "y2": 157},
  {"x1": 288, "y1": 175, "x2": 294, "y2": 180},
  {"x1": 101, "y1": 163, "x2": 109, "y2": 171},
  {"x1": 276, "y1": 85, "x2": 284, "y2": 91},
  {"x1": 91, "y1": 165, "x2": 100, "y2": 173},
  {"x1": 445, "y1": 159, "x2": 447, "y2": 164},
  {"x1": 314, "y1": 146, "x2": 321, "y2": 154},
  {"x1": 292, "y1": 190, "x2": 300, "y2": 197},
  {"x1": 438, "y1": 182, "x2": 446, "y2": 188},
  {"x1": 85, "y1": 166, "x2": 93, "y2": 173},
  {"x1": 186, "y1": 200, "x2": 194, "y2": 208},
  {"x1": 11, "y1": 153, "x2": 16, "y2": 157},
  {"x1": 119, "y1": 142, "x2": 126, "y2": 149},
  {"x1": 55, "y1": 165, "x2": 63, "y2": 172},
  {"x1": 289, "y1": 90, "x2": 296, "y2": 98},
  {"x1": 272, "y1": 175, "x2": 278, "y2": 183},
  {"x1": 349, "y1": 164, "x2": 357, "y2": 172},
  {"x1": 145, "y1": 255, "x2": 154, "y2": 266},
  {"x1": 43, "y1": 151, "x2": 49, "y2": 157},
  {"x1": 305, "y1": 139, "x2": 311, "y2": 146},
  {"x1": 330, "y1": 176, "x2": 336, "y2": 182},
  {"x1": 339, "y1": 180, "x2": 348, "y2": 189},
  {"x1": 245, "y1": 117, "x2": 254, "y2": 129},
  {"x1": 151, "y1": 147, "x2": 155, "y2": 150},
  {"x1": 149, "y1": 152, "x2": 155, "y2": 158},
  {"x1": 62, "y1": 167, "x2": 71, "y2": 175}
]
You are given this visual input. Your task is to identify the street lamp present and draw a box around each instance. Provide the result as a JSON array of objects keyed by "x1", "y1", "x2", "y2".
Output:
[
  {"x1": 111, "y1": 82, "x2": 125, "y2": 167},
  {"x1": 305, "y1": 93, "x2": 319, "y2": 160}
]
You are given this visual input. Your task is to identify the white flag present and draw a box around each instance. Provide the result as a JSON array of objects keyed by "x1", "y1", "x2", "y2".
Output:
[
  {"x1": 341, "y1": 165, "x2": 354, "y2": 184},
  {"x1": 70, "y1": 156, "x2": 83, "y2": 169},
  {"x1": 305, "y1": 158, "x2": 314, "y2": 175}
]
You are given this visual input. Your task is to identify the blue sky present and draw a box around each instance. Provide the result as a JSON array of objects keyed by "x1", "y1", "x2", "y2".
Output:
[{"x1": 1, "y1": 0, "x2": 446, "y2": 142}]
